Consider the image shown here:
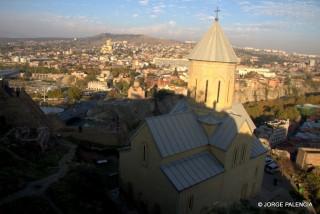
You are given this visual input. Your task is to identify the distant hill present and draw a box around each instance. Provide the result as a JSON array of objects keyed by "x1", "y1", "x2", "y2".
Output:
[
  {"x1": 0, "y1": 33, "x2": 181, "y2": 46},
  {"x1": 0, "y1": 37, "x2": 74, "y2": 43},
  {"x1": 77, "y1": 33, "x2": 181, "y2": 47}
]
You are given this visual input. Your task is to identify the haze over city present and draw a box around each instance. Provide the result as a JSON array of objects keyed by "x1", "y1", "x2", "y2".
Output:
[{"x1": 1, "y1": 0, "x2": 320, "y2": 54}]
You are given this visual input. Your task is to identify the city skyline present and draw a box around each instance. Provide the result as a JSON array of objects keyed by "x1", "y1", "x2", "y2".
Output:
[{"x1": 1, "y1": 0, "x2": 320, "y2": 54}]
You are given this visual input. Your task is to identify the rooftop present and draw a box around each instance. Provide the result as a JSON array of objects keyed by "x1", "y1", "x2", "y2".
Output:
[
  {"x1": 146, "y1": 100, "x2": 265, "y2": 155},
  {"x1": 188, "y1": 20, "x2": 238, "y2": 63},
  {"x1": 161, "y1": 152, "x2": 224, "y2": 191}
]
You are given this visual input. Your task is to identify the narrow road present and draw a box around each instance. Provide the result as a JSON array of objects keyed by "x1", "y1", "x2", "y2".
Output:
[{"x1": 0, "y1": 141, "x2": 77, "y2": 206}]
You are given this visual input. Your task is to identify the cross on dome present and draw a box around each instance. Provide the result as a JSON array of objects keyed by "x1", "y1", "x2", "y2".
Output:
[{"x1": 215, "y1": 7, "x2": 220, "y2": 21}]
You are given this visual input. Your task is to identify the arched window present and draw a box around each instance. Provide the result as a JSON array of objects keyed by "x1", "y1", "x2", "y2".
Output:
[
  {"x1": 217, "y1": 81, "x2": 221, "y2": 103},
  {"x1": 143, "y1": 144, "x2": 147, "y2": 162},
  {"x1": 188, "y1": 195, "x2": 194, "y2": 210},
  {"x1": 227, "y1": 80, "x2": 230, "y2": 102},
  {"x1": 204, "y1": 80, "x2": 208, "y2": 103}
]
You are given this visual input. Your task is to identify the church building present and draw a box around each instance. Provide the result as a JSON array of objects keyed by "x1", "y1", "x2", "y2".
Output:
[{"x1": 119, "y1": 15, "x2": 267, "y2": 214}]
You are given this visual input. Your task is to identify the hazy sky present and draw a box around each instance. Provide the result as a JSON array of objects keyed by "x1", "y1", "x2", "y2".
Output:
[{"x1": 1, "y1": 0, "x2": 320, "y2": 54}]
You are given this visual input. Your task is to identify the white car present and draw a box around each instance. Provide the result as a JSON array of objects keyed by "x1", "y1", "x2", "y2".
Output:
[{"x1": 265, "y1": 162, "x2": 279, "y2": 174}]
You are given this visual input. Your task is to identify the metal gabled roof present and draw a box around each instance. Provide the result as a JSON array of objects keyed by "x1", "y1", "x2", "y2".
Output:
[
  {"x1": 209, "y1": 113, "x2": 245, "y2": 151},
  {"x1": 209, "y1": 103, "x2": 256, "y2": 151},
  {"x1": 251, "y1": 138, "x2": 268, "y2": 158},
  {"x1": 169, "y1": 99, "x2": 191, "y2": 114},
  {"x1": 161, "y1": 152, "x2": 224, "y2": 192},
  {"x1": 227, "y1": 103, "x2": 256, "y2": 132},
  {"x1": 146, "y1": 112, "x2": 208, "y2": 157},
  {"x1": 188, "y1": 20, "x2": 238, "y2": 63},
  {"x1": 145, "y1": 102, "x2": 259, "y2": 156},
  {"x1": 197, "y1": 113, "x2": 222, "y2": 125}
]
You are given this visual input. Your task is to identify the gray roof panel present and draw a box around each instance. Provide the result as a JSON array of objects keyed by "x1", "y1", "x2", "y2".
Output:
[
  {"x1": 209, "y1": 113, "x2": 245, "y2": 150},
  {"x1": 146, "y1": 102, "x2": 260, "y2": 155},
  {"x1": 161, "y1": 152, "x2": 224, "y2": 191},
  {"x1": 197, "y1": 113, "x2": 222, "y2": 125},
  {"x1": 251, "y1": 138, "x2": 268, "y2": 158},
  {"x1": 146, "y1": 112, "x2": 208, "y2": 157},
  {"x1": 170, "y1": 99, "x2": 191, "y2": 114},
  {"x1": 209, "y1": 103, "x2": 257, "y2": 151},
  {"x1": 228, "y1": 103, "x2": 256, "y2": 132}
]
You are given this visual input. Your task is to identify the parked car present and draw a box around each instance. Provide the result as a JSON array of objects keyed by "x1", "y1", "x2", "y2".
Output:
[
  {"x1": 265, "y1": 162, "x2": 279, "y2": 174},
  {"x1": 96, "y1": 159, "x2": 108, "y2": 165},
  {"x1": 265, "y1": 156, "x2": 274, "y2": 165}
]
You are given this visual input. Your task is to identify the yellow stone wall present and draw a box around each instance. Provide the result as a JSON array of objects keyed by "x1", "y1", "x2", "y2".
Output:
[
  {"x1": 219, "y1": 122, "x2": 265, "y2": 202},
  {"x1": 177, "y1": 122, "x2": 265, "y2": 213},
  {"x1": 119, "y1": 121, "x2": 266, "y2": 214},
  {"x1": 188, "y1": 60, "x2": 237, "y2": 111},
  {"x1": 119, "y1": 124, "x2": 179, "y2": 214},
  {"x1": 176, "y1": 156, "x2": 264, "y2": 214}
]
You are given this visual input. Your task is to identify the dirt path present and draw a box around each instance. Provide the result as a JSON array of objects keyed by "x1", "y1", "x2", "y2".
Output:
[{"x1": 0, "y1": 141, "x2": 77, "y2": 206}]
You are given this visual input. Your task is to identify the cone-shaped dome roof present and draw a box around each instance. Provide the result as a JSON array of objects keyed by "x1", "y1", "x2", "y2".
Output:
[{"x1": 188, "y1": 20, "x2": 237, "y2": 63}]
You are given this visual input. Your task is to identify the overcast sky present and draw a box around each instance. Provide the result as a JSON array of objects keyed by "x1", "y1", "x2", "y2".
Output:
[{"x1": 1, "y1": 0, "x2": 320, "y2": 54}]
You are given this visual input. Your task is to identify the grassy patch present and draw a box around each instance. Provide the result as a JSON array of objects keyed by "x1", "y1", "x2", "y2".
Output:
[
  {"x1": 47, "y1": 164, "x2": 119, "y2": 214},
  {"x1": 0, "y1": 143, "x2": 68, "y2": 199}
]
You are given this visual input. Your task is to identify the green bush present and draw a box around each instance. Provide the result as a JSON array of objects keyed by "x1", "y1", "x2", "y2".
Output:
[{"x1": 68, "y1": 87, "x2": 81, "y2": 101}]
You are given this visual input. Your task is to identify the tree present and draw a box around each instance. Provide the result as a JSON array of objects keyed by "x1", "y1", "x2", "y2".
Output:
[
  {"x1": 114, "y1": 80, "x2": 130, "y2": 96},
  {"x1": 170, "y1": 79, "x2": 187, "y2": 87},
  {"x1": 173, "y1": 69, "x2": 179, "y2": 77},
  {"x1": 305, "y1": 171, "x2": 320, "y2": 213},
  {"x1": 299, "y1": 108, "x2": 315, "y2": 118},
  {"x1": 75, "y1": 79, "x2": 87, "y2": 89},
  {"x1": 154, "y1": 89, "x2": 174, "y2": 101},
  {"x1": 276, "y1": 107, "x2": 300, "y2": 121},
  {"x1": 68, "y1": 87, "x2": 81, "y2": 101},
  {"x1": 246, "y1": 105, "x2": 261, "y2": 119},
  {"x1": 47, "y1": 89, "x2": 63, "y2": 99},
  {"x1": 129, "y1": 71, "x2": 140, "y2": 79},
  {"x1": 111, "y1": 69, "x2": 120, "y2": 78},
  {"x1": 86, "y1": 74, "x2": 97, "y2": 81}
]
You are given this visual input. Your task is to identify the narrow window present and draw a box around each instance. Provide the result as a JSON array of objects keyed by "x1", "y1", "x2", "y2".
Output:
[
  {"x1": 143, "y1": 144, "x2": 147, "y2": 162},
  {"x1": 254, "y1": 166, "x2": 259, "y2": 178},
  {"x1": 241, "y1": 144, "x2": 247, "y2": 163},
  {"x1": 188, "y1": 195, "x2": 194, "y2": 210},
  {"x1": 195, "y1": 79, "x2": 197, "y2": 99},
  {"x1": 204, "y1": 80, "x2": 208, "y2": 103},
  {"x1": 217, "y1": 81, "x2": 221, "y2": 103},
  {"x1": 227, "y1": 80, "x2": 230, "y2": 102},
  {"x1": 232, "y1": 147, "x2": 238, "y2": 168}
]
